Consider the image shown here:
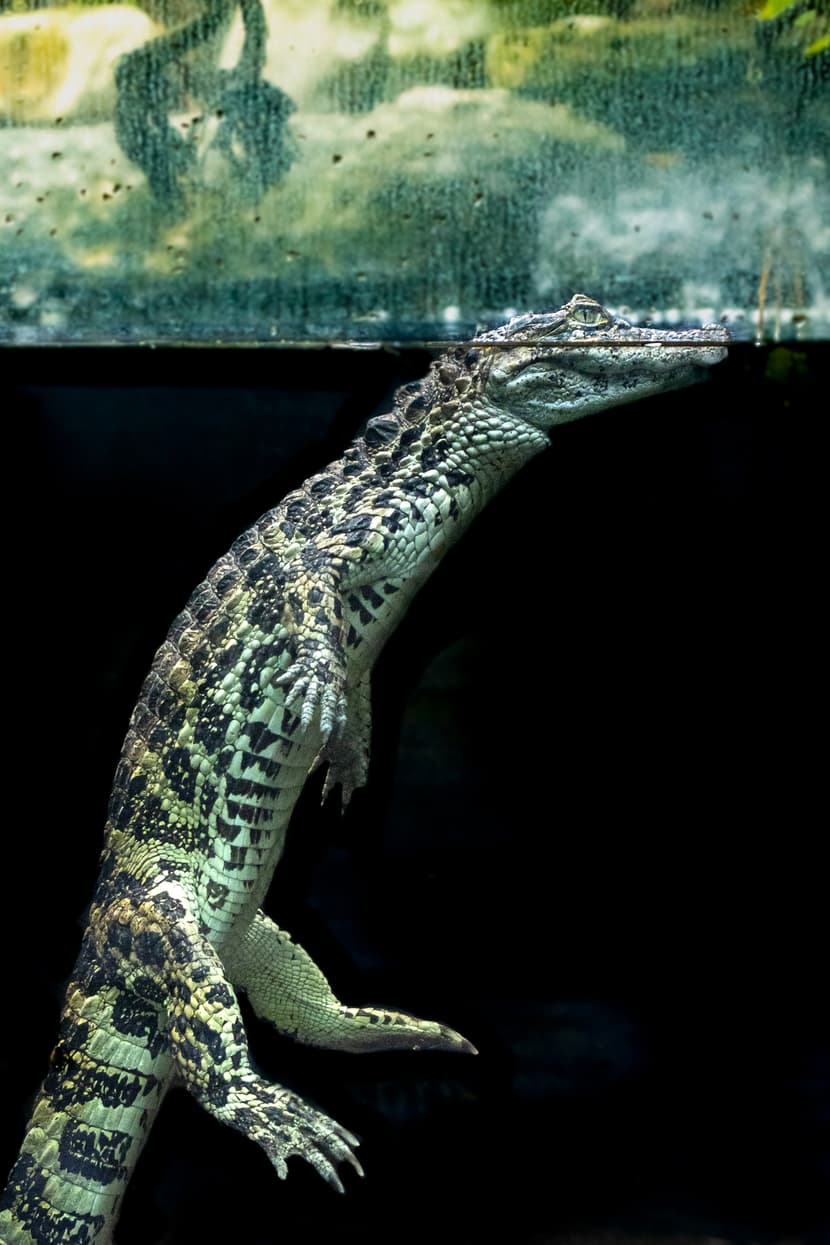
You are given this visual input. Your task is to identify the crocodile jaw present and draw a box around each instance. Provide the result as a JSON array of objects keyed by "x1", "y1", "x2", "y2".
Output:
[{"x1": 480, "y1": 295, "x2": 730, "y2": 427}]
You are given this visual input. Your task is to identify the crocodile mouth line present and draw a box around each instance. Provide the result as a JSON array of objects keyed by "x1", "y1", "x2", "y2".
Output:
[{"x1": 466, "y1": 335, "x2": 731, "y2": 351}]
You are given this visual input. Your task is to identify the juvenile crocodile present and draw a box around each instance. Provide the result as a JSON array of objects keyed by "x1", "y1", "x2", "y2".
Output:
[{"x1": 0, "y1": 295, "x2": 728, "y2": 1245}]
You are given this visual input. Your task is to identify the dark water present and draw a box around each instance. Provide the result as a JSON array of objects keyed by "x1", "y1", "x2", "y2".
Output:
[{"x1": 1, "y1": 342, "x2": 825, "y2": 1243}]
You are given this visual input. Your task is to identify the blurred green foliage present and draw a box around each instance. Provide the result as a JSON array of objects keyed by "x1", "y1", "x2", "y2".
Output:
[{"x1": 757, "y1": 0, "x2": 830, "y2": 57}]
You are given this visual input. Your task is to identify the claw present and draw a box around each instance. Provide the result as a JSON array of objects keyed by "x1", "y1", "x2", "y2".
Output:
[
  {"x1": 321, "y1": 1164, "x2": 345, "y2": 1195},
  {"x1": 344, "y1": 1150, "x2": 364, "y2": 1179},
  {"x1": 320, "y1": 1141, "x2": 363, "y2": 1189},
  {"x1": 275, "y1": 655, "x2": 346, "y2": 740},
  {"x1": 343, "y1": 1140, "x2": 363, "y2": 1170},
  {"x1": 334, "y1": 1124, "x2": 361, "y2": 1149},
  {"x1": 259, "y1": 1093, "x2": 363, "y2": 1194}
]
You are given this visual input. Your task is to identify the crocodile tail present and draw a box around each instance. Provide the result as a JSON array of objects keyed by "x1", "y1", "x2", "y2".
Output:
[{"x1": 0, "y1": 959, "x2": 173, "y2": 1245}]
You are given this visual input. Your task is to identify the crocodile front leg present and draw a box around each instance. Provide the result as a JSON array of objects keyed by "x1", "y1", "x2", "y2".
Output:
[
  {"x1": 224, "y1": 911, "x2": 477, "y2": 1055},
  {"x1": 274, "y1": 551, "x2": 349, "y2": 740},
  {"x1": 272, "y1": 526, "x2": 405, "y2": 743},
  {"x1": 313, "y1": 668, "x2": 372, "y2": 807}
]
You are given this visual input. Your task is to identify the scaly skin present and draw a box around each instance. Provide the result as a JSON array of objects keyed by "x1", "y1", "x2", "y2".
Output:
[{"x1": 0, "y1": 296, "x2": 728, "y2": 1244}]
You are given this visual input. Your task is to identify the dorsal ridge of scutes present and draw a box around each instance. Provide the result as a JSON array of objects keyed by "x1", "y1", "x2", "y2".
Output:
[{"x1": 352, "y1": 341, "x2": 489, "y2": 462}]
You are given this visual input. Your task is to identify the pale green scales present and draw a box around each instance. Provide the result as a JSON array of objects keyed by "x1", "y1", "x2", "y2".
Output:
[{"x1": 0, "y1": 296, "x2": 728, "y2": 1245}]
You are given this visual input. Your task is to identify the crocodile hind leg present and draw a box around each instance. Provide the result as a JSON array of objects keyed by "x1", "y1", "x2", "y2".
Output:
[
  {"x1": 224, "y1": 910, "x2": 477, "y2": 1055},
  {"x1": 90, "y1": 881, "x2": 363, "y2": 1192}
]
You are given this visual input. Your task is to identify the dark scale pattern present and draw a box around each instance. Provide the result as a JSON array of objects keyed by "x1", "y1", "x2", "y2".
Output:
[
  {"x1": 58, "y1": 1120, "x2": 131, "y2": 1186},
  {"x1": 192, "y1": 698, "x2": 231, "y2": 753},
  {"x1": 245, "y1": 722, "x2": 282, "y2": 753},
  {"x1": 364, "y1": 416, "x2": 399, "y2": 447},
  {"x1": 1, "y1": 1155, "x2": 106, "y2": 1245},
  {"x1": 207, "y1": 614, "x2": 232, "y2": 647},
  {"x1": 247, "y1": 591, "x2": 281, "y2": 632},
  {"x1": 162, "y1": 745, "x2": 200, "y2": 805},
  {"x1": 206, "y1": 879, "x2": 230, "y2": 907},
  {"x1": 131, "y1": 975, "x2": 166, "y2": 1006},
  {"x1": 241, "y1": 549, "x2": 281, "y2": 593},
  {"x1": 2, "y1": 297, "x2": 731, "y2": 1245},
  {"x1": 225, "y1": 775, "x2": 266, "y2": 800},
  {"x1": 133, "y1": 929, "x2": 168, "y2": 968},
  {"x1": 117, "y1": 791, "x2": 164, "y2": 842},
  {"x1": 110, "y1": 993, "x2": 164, "y2": 1046},
  {"x1": 46, "y1": 1050, "x2": 143, "y2": 1113},
  {"x1": 214, "y1": 633, "x2": 244, "y2": 669}
]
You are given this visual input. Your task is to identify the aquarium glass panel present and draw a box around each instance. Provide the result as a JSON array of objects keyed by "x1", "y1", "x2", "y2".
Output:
[{"x1": 1, "y1": 0, "x2": 828, "y2": 343}]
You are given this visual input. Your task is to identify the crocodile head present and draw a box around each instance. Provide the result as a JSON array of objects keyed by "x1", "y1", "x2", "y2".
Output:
[{"x1": 474, "y1": 293, "x2": 729, "y2": 429}]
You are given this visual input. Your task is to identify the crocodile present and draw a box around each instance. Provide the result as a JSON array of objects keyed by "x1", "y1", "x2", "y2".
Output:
[{"x1": 0, "y1": 295, "x2": 728, "y2": 1245}]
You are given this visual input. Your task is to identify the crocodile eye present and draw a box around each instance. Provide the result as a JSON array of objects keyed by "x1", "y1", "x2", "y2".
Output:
[{"x1": 569, "y1": 304, "x2": 608, "y2": 328}]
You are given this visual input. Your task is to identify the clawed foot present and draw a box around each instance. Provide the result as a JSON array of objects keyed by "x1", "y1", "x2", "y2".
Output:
[
  {"x1": 275, "y1": 645, "x2": 347, "y2": 741},
  {"x1": 332, "y1": 1005, "x2": 478, "y2": 1056},
  {"x1": 246, "y1": 1087, "x2": 364, "y2": 1194},
  {"x1": 312, "y1": 731, "x2": 369, "y2": 809}
]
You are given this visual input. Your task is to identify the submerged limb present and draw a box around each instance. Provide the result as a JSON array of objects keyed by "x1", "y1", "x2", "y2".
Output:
[
  {"x1": 224, "y1": 910, "x2": 478, "y2": 1055},
  {"x1": 310, "y1": 669, "x2": 373, "y2": 807},
  {"x1": 272, "y1": 554, "x2": 351, "y2": 740},
  {"x1": 91, "y1": 882, "x2": 362, "y2": 1191}
]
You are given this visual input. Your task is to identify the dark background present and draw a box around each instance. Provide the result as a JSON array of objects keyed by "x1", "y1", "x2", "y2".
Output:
[{"x1": 1, "y1": 342, "x2": 826, "y2": 1244}]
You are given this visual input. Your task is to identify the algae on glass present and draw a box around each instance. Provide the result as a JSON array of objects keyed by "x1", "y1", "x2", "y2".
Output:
[{"x1": 1, "y1": 0, "x2": 828, "y2": 342}]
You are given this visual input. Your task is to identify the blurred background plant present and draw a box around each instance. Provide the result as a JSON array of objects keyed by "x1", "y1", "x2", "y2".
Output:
[{"x1": 757, "y1": 0, "x2": 829, "y2": 58}]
